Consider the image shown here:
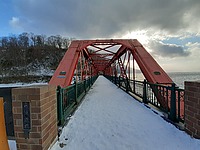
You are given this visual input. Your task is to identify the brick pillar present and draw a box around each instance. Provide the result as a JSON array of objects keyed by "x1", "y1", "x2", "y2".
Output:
[
  {"x1": 12, "y1": 85, "x2": 57, "y2": 150},
  {"x1": 184, "y1": 81, "x2": 200, "y2": 139}
]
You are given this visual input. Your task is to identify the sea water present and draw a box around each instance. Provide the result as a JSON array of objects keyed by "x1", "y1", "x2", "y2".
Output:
[
  {"x1": 135, "y1": 72, "x2": 200, "y2": 89},
  {"x1": 168, "y1": 72, "x2": 200, "y2": 89}
]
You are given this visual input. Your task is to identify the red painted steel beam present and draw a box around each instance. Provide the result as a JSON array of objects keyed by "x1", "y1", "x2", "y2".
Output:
[
  {"x1": 127, "y1": 40, "x2": 173, "y2": 84},
  {"x1": 106, "y1": 39, "x2": 173, "y2": 84},
  {"x1": 90, "y1": 53, "x2": 114, "y2": 57},
  {"x1": 49, "y1": 41, "x2": 81, "y2": 87},
  {"x1": 49, "y1": 39, "x2": 173, "y2": 111},
  {"x1": 49, "y1": 40, "x2": 95, "y2": 87},
  {"x1": 49, "y1": 39, "x2": 173, "y2": 88},
  {"x1": 104, "y1": 45, "x2": 127, "y2": 70},
  {"x1": 91, "y1": 45, "x2": 116, "y2": 54}
]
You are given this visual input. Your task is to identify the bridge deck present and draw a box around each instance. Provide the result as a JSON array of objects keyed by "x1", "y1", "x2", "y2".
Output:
[{"x1": 51, "y1": 76, "x2": 200, "y2": 150}]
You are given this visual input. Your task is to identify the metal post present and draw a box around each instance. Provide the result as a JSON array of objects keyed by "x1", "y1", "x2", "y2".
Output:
[
  {"x1": 143, "y1": 80, "x2": 148, "y2": 104},
  {"x1": 57, "y1": 86, "x2": 64, "y2": 125},
  {"x1": 84, "y1": 79, "x2": 86, "y2": 93},
  {"x1": 0, "y1": 97, "x2": 9, "y2": 150},
  {"x1": 90, "y1": 76, "x2": 92, "y2": 87},
  {"x1": 126, "y1": 78, "x2": 129, "y2": 92},
  {"x1": 57, "y1": 86, "x2": 61, "y2": 125},
  {"x1": 114, "y1": 75, "x2": 117, "y2": 85},
  {"x1": 169, "y1": 83, "x2": 177, "y2": 122},
  {"x1": 91, "y1": 76, "x2": 93, "y2": 84},
  {"x1": 119, "y1": 76, "x2": 121, "y2": 88},
  {"x1": 177, "y1": 90, "x2": 181, "y2": 121},
  {"x1": 74, "y1": 81, "x2": 78, "y2": 104}
]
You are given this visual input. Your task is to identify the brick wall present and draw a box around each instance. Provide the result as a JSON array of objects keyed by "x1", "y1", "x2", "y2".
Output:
[
  {"x1": 184, "y1": 81, "x2": 200, "y2": 139},
  {"x1": 12, "y1": 85, "x2": 57, "y2": 150}
]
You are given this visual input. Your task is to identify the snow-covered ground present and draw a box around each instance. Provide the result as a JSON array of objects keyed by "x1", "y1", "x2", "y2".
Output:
[
  {"x1": 50, "y1": 76, "x2": 200, "y2": 150},
  {"x1": 0, "y1": 82, "x2": 48, "y2": 88}
]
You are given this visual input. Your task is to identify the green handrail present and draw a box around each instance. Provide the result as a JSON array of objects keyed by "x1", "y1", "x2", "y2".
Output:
[
  {"x1": 104, "y1": 75, "x2": 185, "y2": 123},
  {"x1": 57, "y1": 75, "x2": 99, "y2": 125}
]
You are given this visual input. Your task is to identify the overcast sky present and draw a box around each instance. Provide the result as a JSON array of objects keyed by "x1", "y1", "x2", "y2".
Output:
[{"x1": 0, "y1": 0, "x2": 200, "y2": 72}]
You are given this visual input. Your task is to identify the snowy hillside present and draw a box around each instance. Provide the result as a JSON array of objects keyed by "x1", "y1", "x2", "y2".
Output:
[{"x1": 0, "y1": 33, "x2": 72, "y2": 83}]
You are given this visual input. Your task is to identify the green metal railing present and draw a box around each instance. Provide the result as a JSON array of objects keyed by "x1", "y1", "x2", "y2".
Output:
[
  {"x1": 105, "y1": 75, "x2": 185, "y2": 123},
  {"x1": 57, "y1": 75, "x2": 98, "y2": 125}
]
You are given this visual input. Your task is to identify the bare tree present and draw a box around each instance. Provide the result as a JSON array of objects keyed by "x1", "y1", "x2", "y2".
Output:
[{"x1": 0, "y1": 32, "x2": 73, "y2": 83}]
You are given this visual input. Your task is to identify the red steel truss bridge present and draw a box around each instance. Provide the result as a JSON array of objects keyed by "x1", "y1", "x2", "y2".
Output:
[{"x1": 49, "y1": 39, "x2": 184, "y2": 123}]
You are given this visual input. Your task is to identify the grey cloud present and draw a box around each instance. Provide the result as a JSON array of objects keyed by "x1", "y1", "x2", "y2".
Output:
[
  {"x1": 150, "y1": 41, "x2": 190, "y2": 58},
  {"x1": 14, "y1": 0, "x2": 200, "y2": 38}
]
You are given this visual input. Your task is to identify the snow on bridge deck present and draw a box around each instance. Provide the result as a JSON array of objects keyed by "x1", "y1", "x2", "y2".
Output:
[{"x1": 50, "y1": 76, "x2": 200, "y2": 150}]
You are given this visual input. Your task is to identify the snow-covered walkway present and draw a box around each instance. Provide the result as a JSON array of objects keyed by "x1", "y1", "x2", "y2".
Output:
[{"x1": 50, "y1": 76, "x2": 200, "y2": 150}]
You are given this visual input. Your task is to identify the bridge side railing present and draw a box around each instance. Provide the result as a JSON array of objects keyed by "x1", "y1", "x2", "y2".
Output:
[
  {"x1": 57, "y1": 75, "x2": 98, "y2": 125},
  {"x1": 105, "y1": 75, "x2": 184, "y2": 123}
]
